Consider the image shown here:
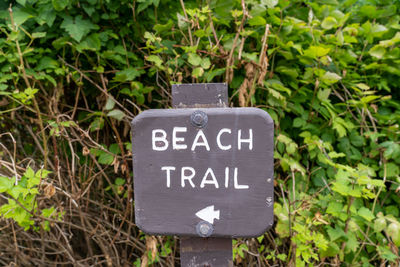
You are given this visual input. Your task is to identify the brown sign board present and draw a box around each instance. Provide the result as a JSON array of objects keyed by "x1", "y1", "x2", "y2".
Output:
[{"x1": 131, "y1": 107, "x2": 274, "y2": 237}]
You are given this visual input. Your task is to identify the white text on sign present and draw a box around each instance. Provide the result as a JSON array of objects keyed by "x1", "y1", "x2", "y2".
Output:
[
  {"x1": 160, "y1": 167, "x2": 249, "y2": 189},
  {"x1": 151, "y1": 127, "x2": 253, "y2": 190},
  {"x1": 152, "y1": 128, "x2": 253, "y2": 151}
]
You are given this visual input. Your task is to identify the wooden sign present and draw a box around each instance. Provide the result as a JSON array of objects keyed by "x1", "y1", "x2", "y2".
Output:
[{"x1": 131, "y1": 107, "x2": 274, "y2": 237}]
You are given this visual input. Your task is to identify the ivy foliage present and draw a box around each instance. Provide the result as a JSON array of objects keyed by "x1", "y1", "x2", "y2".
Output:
[{"x1": 0, "y1": 0, "x2": 400, "y2": 265}]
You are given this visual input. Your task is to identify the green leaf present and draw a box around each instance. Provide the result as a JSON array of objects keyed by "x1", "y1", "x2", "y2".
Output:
[
  {"x1": 374, "y1": 217, "x2": 387, "y2": 233},
  {"x1": 327, "y1": 226, "x2": 345, "y2": 241},
  {"x1": 25, "y1": 167, "x2": 35, "y2": 179},
  {"x1": 369, "y1": 45, "x2": 386, "y2": 59},
  {"x1": 332, "y1": 180, "x2": 350, "y2": 196},
  {"x1": 107, "y1": 109, "x2": 125, "y2": 121},
  {"x1": 321, "y1": 16, "x2": 337, "y2": 30},
  {"x1": 275, "y1": 67, "x2": 298, "y2": 79},
  {"x1": 387, "y1": 222, "x2": 400, "y2": 246},
  {"x1": 177, "y1": 13, "x2": 188, "y2": 29},
  {"x1": 205, "y1": 68, "x2": 225, "y2": 82},
  {"x1": 27, "y1": 175, "x2": 40, "y2": 189},
  {"x1": 361, "y1": 95, "x2": 380, "y2": 104},
  {"x1": 355, "y1": 83, "x2": 370, "y2": 90},
  {"x1": 36, "y1": 57, "x2": 59, "y2": 71},
  {"x1": 304, "y1": 46, "x2": 330, "y2": 59},
  {"x1": 358, "y1": 207, "x2": 375, "y2": 222},
  {"x1": 16, "y1": 0, "x2": 26, "y2": 6},
  {"x1": 115, "y1": 178, "x2": 125, "y2": 186},
  {"x1": 201, "y1": 58, "x2": 211, "y2": 69},
  {"x1": 137, "y1": 1, "x2": 152, "y2": 14},
  {"x1": 332, "y1": 117, "x2": 347, "y2": 137},
  {"x1": 36, "y1": 169, "x2": 51, "y2": 179},
  {"x1": 188, "y1": 53, "x2": 202, "y2": 66},
  {"x1": 104, "y1": 98, "x2": 115, "y2": 111},
  {"x1": 380, "y1": 32, "x2": 400, "y2": 47},
  {"x1": 326, "y1": 201, "x2": 343, "y2": 217},
  {"x1": 320, "y1": 242, "x2": 340, "y2": 258},
  {"x1": 0, "y1": 176, "x2": 14, "y2": 193},
  {"x1": 32, "y1": 32, "x2": 46, "y2": 38},
  {"x1": 37, "y1": 5, "x2": 56, "y2": 27},
  {"x1": 82, "y1": 3, "x2": 95, "y2": 16},
  {"x1": 146, "y1": 55, "x2": 163, "y2": 67},
  {"x1": 52, "y1": 37, "x2": 70, "y2": 49},
  {"x1": 154, "y1": 20, "x2": 174, "y2": 34},
  {"x1": 317, "y1": 89, "x2": 331, "y2": 102},
  {"x1": 109, "y1": 144, "x2": 121, "y2": 155},
  {"x1": 9, "y1": 185, "x2": 29, "y2": 199},
  {"x1": 76, "y1": 33, "x2": 101, "y2": 51},
  {"x1": 293, "y1": 117, "x2": 305, "y2": 128},
  {"x1": 98, "y1": 152, "x2": 114, "y2": 165},
  {"x1": 12, "y1": 9, "x2": 33, "y2": 27},
  {"x1": 194, "y1": 29, "x2": 206, "y2": 38},
  {"x1": 377, "y1": 245, "x2": 398, "y2": 262},
  {"x1": 337, "y1": 30, "x2": 344, "y2": 45},
  {"x1": 385, "y1": 206, "x2": 399, "y2": 217},
  {"x1": 321, "y1": 72, "x2": 341, "y2": 85},
  {"x1": 192, "y1": 67, "x2": 204, "y2": 78},
  {"x1": 277, "y1": 253, "x2": 287, "y2": 261},
  {"x1": 248, "y1": 16, "x2": 266, "y2": 26},
  {"x1": 380, "y1": 142, "x2": 400, "y2": 160},
  {"x1": 386, "y1": 162, "x2": 399, "y2": 178},
  {"x1": 345, "y1": 232, "x2": 359, "y2": 252},
  {"x1": 113, "y1": 68, "x2": 141, "y2": 82},
  {"x1": 60, "y1": 16, "x2": 99, "y2": 42},
  {"x1": 262, "y1": 0, "x2": 278, "y2": 8},
  {"x1": 52, "y1": 0, "x2": 69, "y2": 11},
  {"x1": 371, "y1": 24, "x2": 388, "y2": 36},
  {"x1": 41, "y1": 207, "x2": 56, "y2": 218},
  {"x1": 89, "y1": 148, "x2": 102, "y2": 157}
]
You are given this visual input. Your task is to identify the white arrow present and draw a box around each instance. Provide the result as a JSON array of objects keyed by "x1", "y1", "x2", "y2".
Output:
[{"x1": 195, "y1": 205, "x2": 220, "y2": 224}]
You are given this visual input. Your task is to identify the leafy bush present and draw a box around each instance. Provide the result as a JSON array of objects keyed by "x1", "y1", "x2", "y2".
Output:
[
  {"x1": 0, "y1": 0, "x2": 399, "y2": 265},
  {"x1": 0, "y1": 167, "x2": 62, "y2": 231}
]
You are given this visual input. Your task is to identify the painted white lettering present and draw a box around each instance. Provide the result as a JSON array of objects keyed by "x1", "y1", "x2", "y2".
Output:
[
  {"x1": 161, "y1": 166, "x2": 175, "y2": 188},
  {"x1": 216, "y1": 128, "x2": 232, "y2": 150},
  {"x1": 172, "y1": 127, "x2": 187, "y2": 150},
  {"x1": 181, "y1": 167, "x2": 196, "y2": 188},
  {"x1": 191, "y1": 130, "x2": 210, "y2": 151},
  {"x1": 225, "y1": 167, "x2": 229, "y2": 188},
  {"x1": 234, "y1": 167, "x2": 249, "y2": 189},
  {"x1": 200, "y1": 168, "x2": 219, "y2": 188},
  {"x1": 152, "y1": 129, "x2": 169, "y2": 151},
  {"x1": 238, "y1": 129, "x2": 253, "y2": 150}
]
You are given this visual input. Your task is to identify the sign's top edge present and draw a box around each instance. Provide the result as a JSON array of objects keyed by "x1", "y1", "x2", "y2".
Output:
[{"x1": 131, "y1": 107, "x2": 273, "y2": 126}]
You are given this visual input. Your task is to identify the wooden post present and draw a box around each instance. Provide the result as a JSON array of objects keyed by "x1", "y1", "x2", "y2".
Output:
[{"x1": 172, "y1": 83, "x2": 233, "y2": 267}]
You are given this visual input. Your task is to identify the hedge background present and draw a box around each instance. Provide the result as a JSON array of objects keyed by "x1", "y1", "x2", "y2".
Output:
[{"x1": 0, "y1": 0, "x2": 400, "y2": 266}]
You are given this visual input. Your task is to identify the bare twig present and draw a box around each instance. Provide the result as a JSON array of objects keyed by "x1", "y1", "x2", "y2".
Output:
[
  {"x1": 58, "y1": 57, "x2": 134, "y2": 120},
  {"x1": 225, "y1": 0, "x2": 247, "y2": 83},
  {"x1": 179, "y1": 0, "x2": 193, "y2": 46}
]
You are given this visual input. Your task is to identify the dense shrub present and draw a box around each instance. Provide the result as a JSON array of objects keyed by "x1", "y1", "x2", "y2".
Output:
[{"x1": 0, "y1": 0, "x2": 399, "y2": 265}]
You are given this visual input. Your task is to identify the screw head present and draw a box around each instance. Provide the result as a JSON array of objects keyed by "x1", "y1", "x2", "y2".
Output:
[
  {"x1": 196, "y1": 221, "x2": 213, "y2": 237},
  {"x1": 190, "y1": 110, "x2": 208, "y2": 128}
]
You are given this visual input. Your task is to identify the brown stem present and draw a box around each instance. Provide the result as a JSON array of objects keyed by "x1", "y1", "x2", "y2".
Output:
[
  {"x1": 179, "y1": 0, "x2": 193, "y2": 46},
  {"x1": 340, "y1": 196, "x2": 354, "y2": 258},
  {"x1": 225, "y1": 0, "x2": 247, "y2": 83}
]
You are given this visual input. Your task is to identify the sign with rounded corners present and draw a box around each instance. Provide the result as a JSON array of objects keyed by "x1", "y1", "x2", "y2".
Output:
[{"x1": 131, "y1": 107, "x2": 274, "y2": 237}]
